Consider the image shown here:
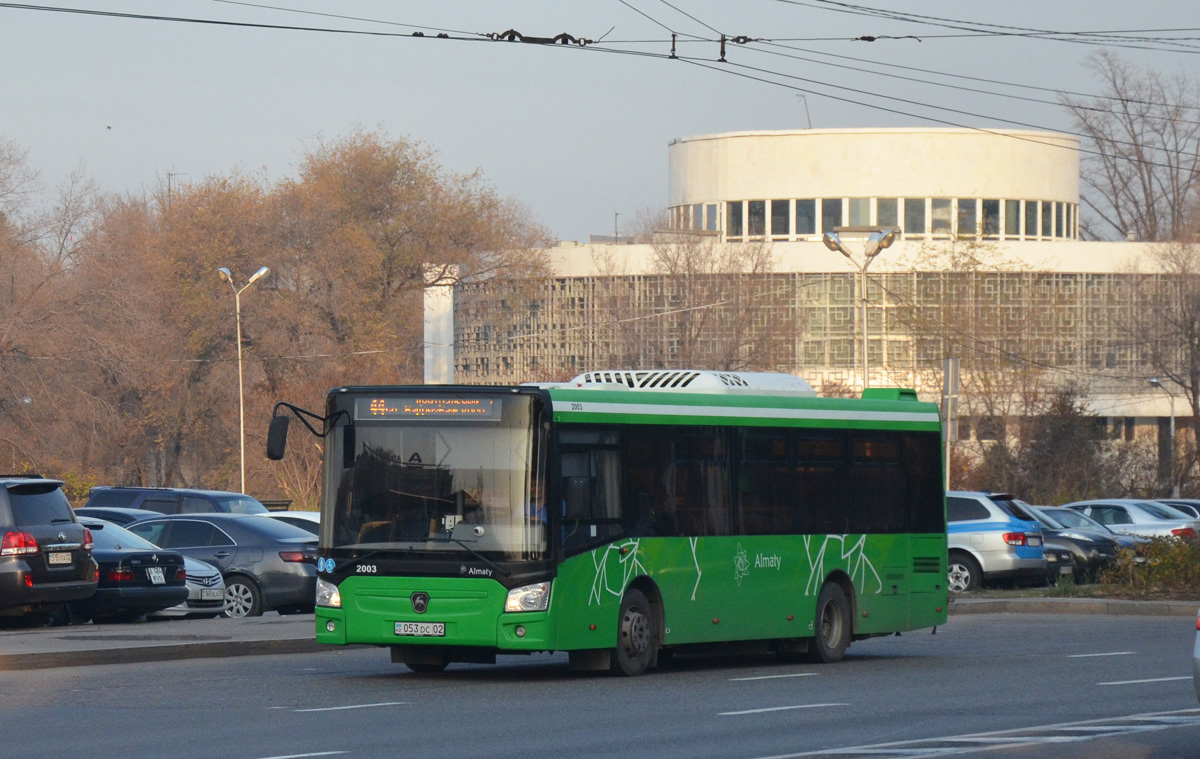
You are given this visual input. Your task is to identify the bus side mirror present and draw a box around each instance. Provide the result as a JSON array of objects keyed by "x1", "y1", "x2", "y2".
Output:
[
  {"x1": 564, "y1": 476, "x2": 591, "y2": 520},
  {"x1": 266, "y1": 416, "x2": 290, "y2": 460}
]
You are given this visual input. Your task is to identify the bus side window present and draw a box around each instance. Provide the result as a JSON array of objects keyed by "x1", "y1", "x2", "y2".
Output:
[{"x1": 564, "y1": 476, "x2": 591, "y2": 520}]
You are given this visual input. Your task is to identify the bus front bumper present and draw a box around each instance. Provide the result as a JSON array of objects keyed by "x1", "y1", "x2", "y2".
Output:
[{"x1": 314, "y1": 576, "x2": 553, "y2": 651}]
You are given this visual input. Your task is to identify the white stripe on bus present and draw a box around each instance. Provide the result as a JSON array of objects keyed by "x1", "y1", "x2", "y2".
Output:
[{"x1": 553, "y1": 401, "x2": 938, "y2": 425}]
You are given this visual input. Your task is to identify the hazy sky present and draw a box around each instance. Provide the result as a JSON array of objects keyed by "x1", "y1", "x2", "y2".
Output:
[{"x1": 1, "y1": 1, "x2": 1195, "y2": 242}]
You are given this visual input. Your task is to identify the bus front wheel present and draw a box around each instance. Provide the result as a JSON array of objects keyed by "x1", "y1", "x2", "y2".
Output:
[
  {"x1": 808, "y1": 582, "x2": 850, "y2": 663},
  {"x1": 613, "y1": 588, "x2": 655, "y2": 676}
]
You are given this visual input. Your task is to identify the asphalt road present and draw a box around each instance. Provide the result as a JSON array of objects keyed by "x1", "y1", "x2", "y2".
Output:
[{"x1": 2, "y1": 613, "x2": 1197, "y2": 759}]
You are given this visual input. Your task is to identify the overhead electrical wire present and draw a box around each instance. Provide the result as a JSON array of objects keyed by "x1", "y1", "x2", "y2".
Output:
[
  {"x1": 2, "y1": 5, "x2": 1196, "y2": 199},
  {"x1": 776, "y1": 0, "x2": 1200, "y2": 53},
  {"x1": 744, "y1": 42, "x2": 1200, "y2": 126}
]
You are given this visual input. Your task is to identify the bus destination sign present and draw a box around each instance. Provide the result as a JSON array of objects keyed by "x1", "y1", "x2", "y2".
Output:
[{"x1": 355, "y1": 396, "x2": 500, "y2": 421}]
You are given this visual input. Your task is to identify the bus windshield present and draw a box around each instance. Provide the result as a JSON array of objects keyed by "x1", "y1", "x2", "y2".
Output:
[{"x1": 325, "y1": 393, "x2": 546, "y2": 561}]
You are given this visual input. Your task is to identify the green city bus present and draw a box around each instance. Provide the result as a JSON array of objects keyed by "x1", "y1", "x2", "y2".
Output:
[{"x1": 267, "y1": 369, "x2": 947, "y2": 676}]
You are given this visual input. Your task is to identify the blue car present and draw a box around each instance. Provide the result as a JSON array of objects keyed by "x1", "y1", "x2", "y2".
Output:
[{"x1": 946, "y1": 491, "x2": 1047, "y2": 592}]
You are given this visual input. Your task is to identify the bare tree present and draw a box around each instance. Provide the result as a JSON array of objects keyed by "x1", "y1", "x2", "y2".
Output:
[
  {"x1": 1125, "y1": 240, "x2": 1200, "y2": 493},
  {"x1": 1062, "y1": 51, "x2": 1200, "y2": 242}
]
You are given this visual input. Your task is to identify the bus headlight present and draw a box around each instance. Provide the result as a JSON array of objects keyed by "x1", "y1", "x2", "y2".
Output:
[
  {"x1": 316, "y1": 577, "x2": 341, "y2": 608},
  {"x1": 504, "y1": 582, "x2": 550, "y2": 613}
]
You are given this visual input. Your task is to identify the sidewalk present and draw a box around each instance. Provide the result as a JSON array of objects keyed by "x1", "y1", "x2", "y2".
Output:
[
  {"x1": 2, "y1": 598, "x2": 1196, "y2": 672},
  {"x1": 0, "y1": 614, "x2": 323, "y2": 671},
  {"x1": 949, "y1": 596, "x2": 1199, "y2": 617}
]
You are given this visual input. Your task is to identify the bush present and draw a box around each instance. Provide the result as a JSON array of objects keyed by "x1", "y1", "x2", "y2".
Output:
[{"x1": 1098, "y1": 537, "x2": 1200, "y2": 593}]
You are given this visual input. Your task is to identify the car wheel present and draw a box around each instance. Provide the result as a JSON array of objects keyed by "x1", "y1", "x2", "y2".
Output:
[
  {"x1": 947, "y1": 552, "x2": 982, "y2": 592},
  {"x1": 612, "y1": 588, "x2": 655, "y2": 676},
  {"x1": 223, "y1": 575, "x2": 264, "y2": 618},
  {"x1": 807, "y1": 582, "x2": 851, "y2": 663}
]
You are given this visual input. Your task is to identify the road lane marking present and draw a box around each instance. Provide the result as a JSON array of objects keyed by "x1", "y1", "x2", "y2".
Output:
[
  {"x1": 255, "y1": 753, "x2": 347, "y2": 759},
  {"x1": 293, "y1": 701, "x2": 408, "y2": 712},
  {"x1": 721, "y1": 703, "x2": 846, "y2": 716},
  {"x1": 1068, "y1": 651, "x2": 1135, "y2": 658},
  {"x1": 1099, "y1": 676, "x2": 1191, "y2": 686},
  {"x1": 731, "y1": 673, "x2": 819, "y2": 681},
  {"x1": 747, "y1": 708, "x2": 1200, "y2": 758}
]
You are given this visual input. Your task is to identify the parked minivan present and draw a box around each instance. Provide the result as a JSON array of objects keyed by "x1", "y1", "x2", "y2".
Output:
[{"x1": 946, "y1": 491, "x2": 1046, "y2": 592}]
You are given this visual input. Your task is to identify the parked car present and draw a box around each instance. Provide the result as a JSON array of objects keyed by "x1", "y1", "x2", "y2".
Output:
[
  {"x1": 1042, "y1": 543, "x2": 1076, "y2": 585},
  {"x1": 1021, "y1": 502, "x2": 1121, "y2": 582},
  {"x1": 261, "y1": 511, "x2": 320, "y2": 535},
  {"x1": 73, "y1": 506, "x2": 153, "y2": 526},
  {"x1": 1156, "y1": 499, "x2": 1200, "y2": 520},
  {"x1": 71, "y1": 519, "x2": 188, "y2": 623},
  {"x1": 1038, "y1": 506, "x2": 1148, "y2": 551},
  {"x1": 153, "y1": 556, "x2": 225, "y2": 619},
  {"x1": 1, "y1": 475, "x2": 97, "y2": 624},
  {"x1": 124, "y1": 514, "x2": 317, "y2": 618},
  {"x1": 946, "y1": 491, "x2": 1046, "y2": 592},
  {"x1": 1061, "y1": 499, "x2": 1200, "y2": 540},
  {"x1": 83, "y1": 487, "x2": 270, "y2": 516}
]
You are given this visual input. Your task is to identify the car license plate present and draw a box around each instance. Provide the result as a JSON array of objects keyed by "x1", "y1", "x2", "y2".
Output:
[
  {"x1": 200, "y1": 589, "x2": 224, "y2": 601},
  {"x1": 47, "y1": 552, "x2": 71, "y2": 566},
  {"x1": 146, "y1": 567, "x2": 165, "y2": 584},
  {"x1": 1028, "y1": 536, "x2": 1042, "y2": 546},
  {"x1": 395, "y1": 621, "x2": 445, "y2": 637}
]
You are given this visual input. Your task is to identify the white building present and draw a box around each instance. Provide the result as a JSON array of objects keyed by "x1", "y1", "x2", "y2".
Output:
[{"x1": 429, "y1": 128, "x2": 1185, "y2": 444}]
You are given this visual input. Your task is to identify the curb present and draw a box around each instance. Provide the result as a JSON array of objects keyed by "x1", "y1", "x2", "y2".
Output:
[
  {"x1": 0, "y1": 637, "x2": 326, "y2": 672},
  {"x1": 949, "y1": 597, "x2": 1199, "y2": 617}
]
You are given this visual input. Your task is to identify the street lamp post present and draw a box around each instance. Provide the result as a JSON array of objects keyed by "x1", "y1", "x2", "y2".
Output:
[
  {"x1": 823, "y1": 228, "x2": 898, "y2": 389},
  {"x1": 1149, "y1": 377, "x2": 1178, "y2": 497},
  {"x1": 218, "y1": 265, "x2": 270, "y2": 493}
]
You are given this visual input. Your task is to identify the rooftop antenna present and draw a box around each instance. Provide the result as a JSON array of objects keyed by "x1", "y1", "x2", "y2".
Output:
[{"x1": 796, "y1": 95, "x2": 812, "y2": 129}]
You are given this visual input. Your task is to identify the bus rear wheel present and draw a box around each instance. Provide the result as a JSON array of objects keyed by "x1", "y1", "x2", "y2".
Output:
[
  {"x1": 808, "y1": 582, "x2": 850, "y2": 663},
  {"x1": 612, "y1": 589, "x2": 655, "y2": 676},
  {"x1": 405, "y1": 662, "x2": 449, "y2": 674}
]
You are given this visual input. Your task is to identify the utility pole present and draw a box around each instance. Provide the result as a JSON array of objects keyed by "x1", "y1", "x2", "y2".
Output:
[{"x1": 614, "y1": 212, "x2": 620, "y2": 243}]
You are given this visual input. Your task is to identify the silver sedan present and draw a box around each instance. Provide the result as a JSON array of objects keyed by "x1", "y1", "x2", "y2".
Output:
[{"x1": 1061, "y1": 499, "x2": 1200, "y2": 540}]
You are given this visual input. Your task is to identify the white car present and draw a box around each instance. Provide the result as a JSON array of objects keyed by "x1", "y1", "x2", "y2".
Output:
[
  {"x1": 261, "y1": 511, "x2": 320, "y2": 535},
  {"x1": 151, "y1": 557, "x2": 226, "y2": 618},
  {"x1": 1062, "y1": 499, "x2": 1200, "y2": 540}
]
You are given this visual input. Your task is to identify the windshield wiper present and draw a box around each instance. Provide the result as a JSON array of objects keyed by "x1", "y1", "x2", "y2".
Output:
[{"x1": 447, "y1": 537, "x2": 511, "y2": 577}]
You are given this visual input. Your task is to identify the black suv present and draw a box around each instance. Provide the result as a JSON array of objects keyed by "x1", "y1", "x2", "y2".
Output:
[
  {"x1": 82, "y1": 487, "x2": 270, "y2": 516},
  {"x1": 1, "y1": 475, "x2": 98, "y2": 620}
]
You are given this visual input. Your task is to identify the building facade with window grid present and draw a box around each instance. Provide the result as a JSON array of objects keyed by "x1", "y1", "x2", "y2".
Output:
[{"x1": 430, "y1": 128, "x2": 1185, "y2": 439}]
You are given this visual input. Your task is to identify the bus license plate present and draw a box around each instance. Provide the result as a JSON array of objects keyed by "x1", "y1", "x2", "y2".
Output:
[
  {"x1": 47, "y1": 552, "x2": 71, "y2": 566},
  {"x1": 146, "y1": 567, "x2": 165, "y2": 584},
  {"x1": 396, "y1": 622, "x2": 445, "y2": 637}
]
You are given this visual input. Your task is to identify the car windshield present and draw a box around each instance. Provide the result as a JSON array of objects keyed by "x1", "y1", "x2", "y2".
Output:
[
  {"x1": 1020, "y1": 501, "x2": 1064, "y2": 529},
  {"x1": 84, "y1": 520, "x2": 160, "y2": 551},
  {"x1": 1137, "y1": 501, "x2": 1192, "y2": 520},
  {"x1": 221, "y1": 496, "x2": 269, "y2": 514},
  {"x1": 325, "y1": 393, "x2": 547, "y2": 561},
  {"x1": 1049, "y1": 508, "x2": 1109, "y2": 531}
]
